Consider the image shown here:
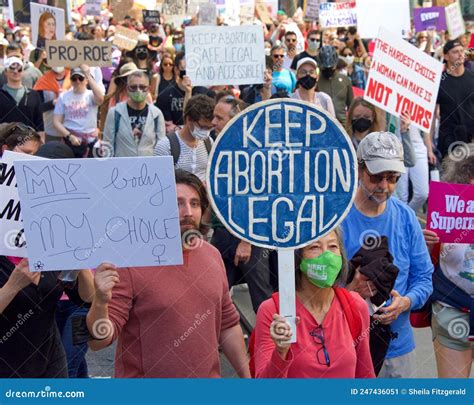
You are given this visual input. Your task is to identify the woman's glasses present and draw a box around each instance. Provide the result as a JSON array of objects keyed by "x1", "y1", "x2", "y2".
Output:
[
  {"x1": 310, "y1": 326, "x2": 330, "y2": 367},
  {"x1": 71, "y1": 75, "x2": 85, "y2": 82}
]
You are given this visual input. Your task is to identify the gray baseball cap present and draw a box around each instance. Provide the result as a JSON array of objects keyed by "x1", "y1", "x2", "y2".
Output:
[{"x1": 357, "y1": 131, "x2": 406, "y2": 174}]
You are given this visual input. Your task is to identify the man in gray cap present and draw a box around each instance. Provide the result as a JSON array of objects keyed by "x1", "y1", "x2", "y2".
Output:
[{"x1": 341, "y1": 132, "x2": 433, "y2": 378}]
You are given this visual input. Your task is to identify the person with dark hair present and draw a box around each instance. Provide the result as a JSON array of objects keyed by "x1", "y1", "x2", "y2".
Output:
[
  {"x1": 103, "y1": 70, "x2": 165, "y2": 157},
  {"x1": 253, "y1": 229, "x2": 374, "y2": 378},
  {"x1": 0, "y1": 139, "x2": 94, "y2": 378},
  {"x1": 86, "y1": 170, "x2": 250, "y2": 378},
  {"x1": 154, "y1": 51, "x2": 192, "y2": 133},
  {"x1": 317, "y1": 45, "x2": 353, "y2": 125},
  {"x1": 282, "y1": 31, "x2": 298, "y2": 69},
  {"x1": 0, "y1": 57, "x2": 44, "y2": 139},
  {"x1": 341, "y1": 132, "x2": 433, "y2": 378},
  {"x1": 290, "y1": 29, "x2": 321, "y2": 71},
  {"x1": 0, "y1": 122, "x2": 42, "y2": 156},
  {"x1": 429, "y1": 39, "x2": 474, "y2": 162},
  {"x1": 0, "y1": 44, "x2": 42, "y2": 89},
  {"x1": 154, "y1": 94, "x2": 214, "y2": 181}
]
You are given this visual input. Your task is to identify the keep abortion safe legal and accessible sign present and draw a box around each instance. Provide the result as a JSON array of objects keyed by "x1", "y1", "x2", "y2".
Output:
[{"x1": 207, "y1": 99, "x2": 357, "y2": 250}]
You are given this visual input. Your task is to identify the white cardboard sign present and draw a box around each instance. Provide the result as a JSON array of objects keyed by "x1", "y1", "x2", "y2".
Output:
[
  {"x1": 356, "y1": 0, "x2": 410, "y2": 39},
  {"x1": 319, "y1": 0, "x2": 356, "y2": 28},
  {"x1": 14, "y1": 156, "x2": 183, "y2": 272},
  {"x1": 185, "y1": 25, "x2": 265, "y2": 86},
  {"x1": 445, "y1": 1, "x2": 466, "y2": 40},
  {"x1": 364, "y1": 28, "x2": 443, "y2": 133},
  {"x1": 0, "y1": 151, "x2": 42, "y2": 258}
]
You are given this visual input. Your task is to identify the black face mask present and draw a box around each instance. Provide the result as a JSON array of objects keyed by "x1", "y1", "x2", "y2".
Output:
[
  {"x1": 351, "y1": 117, "x2": 373, "y2": 133},
  {"x1": 321, "y1": 67, "x2": 335, "y2": 78},
  {"x1": 136, "y1": 51, "x2": 148, "y2": 60},
  {"x1": 297, "y1": 75, "x2": 317, "y2": 90}
]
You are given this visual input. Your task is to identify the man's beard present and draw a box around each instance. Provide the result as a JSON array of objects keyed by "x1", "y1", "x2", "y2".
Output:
[
  {"x1": 180, "y1": 218, "x2": 200, "y2": 235},
  {"x1": 360, "y1": 181, "x2": 391, "y2": 205},
  {"x1": 180, "y1": 218, "x2": 203, "y2": 249}
]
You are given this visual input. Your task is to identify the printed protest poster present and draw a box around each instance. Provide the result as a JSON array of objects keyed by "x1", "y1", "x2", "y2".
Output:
[
  {"x1": 255, "y1": 1, "x2": 273, "y2": 25},
  {"x1": 13, "y1": 0, "x2": 69, "y2": 25},
  {"x1": 85, "y1": 0, "x2": 101, "y2": 17},
  {"x1": 304, "y1": 0, "x2": 323, "y2": 21},
  {"x1": 319, "y1": 0, "x2": 356, "y2": 28},
  {"x1": 445, "y1": 1, "x2": 465, "y2": 40},
  {"x1": 0, "y1": 152, "x2": 42, "y2": 258},
  {"x1": 46, "y1": 40, "x2": 112, "y2": 68},
  {"x1": 427, "y1": 181, "x2": 474, "y2": 244},
  {"x1": 161, "y1": 0, "x2": 186, "y2": 16},
  {"x1": 31, "y1": 3, "x2": 65, "y2": 48},
  {"x1": 240, "y1": 0, "x2": 255, "y2": 24},
  {"x1": 364, "y1": 28, "x2": 443, "y2": 133},
  {"x1": 113, "y1": 26, "x2": 140, "y2": 51},
  {"x1": 356, "y1": 0, "x2": 410, "y2": 38},
  {"x1": 111, "y1": 0, "x2": 134, "y2": 22},
  {"x1": 14, "y1": 156, "x2": 183, "y2": 272},
  {"x1": 207, "y1": 99, "x2": 357, "y2": 249},
  {"x1": 185, "y1": 25, "x2": 265, "y2": 87},
  {"x1": 143, "y1": 10, "x2": 161, "y2": 28},
  {"x1": 198, "y1": 3, "x2": 216, "y2": 26},
  {"x1": 413, "y1": 6, "x2": 447, "y2": 32}
]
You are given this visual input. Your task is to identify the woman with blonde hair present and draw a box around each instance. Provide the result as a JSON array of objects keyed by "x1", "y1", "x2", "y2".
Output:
[{"x1": 37, "y1": 12, "x2": 56, "y2": 49}]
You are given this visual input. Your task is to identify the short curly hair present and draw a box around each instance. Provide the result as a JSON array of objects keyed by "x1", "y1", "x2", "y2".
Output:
[{"x1": 183, "y1": 94, "x2": 215, "y2": 123}]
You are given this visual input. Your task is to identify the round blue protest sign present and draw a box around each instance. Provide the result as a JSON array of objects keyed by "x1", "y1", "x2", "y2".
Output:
[{"x1": 207, "y1": 98, "x2": 358, "y2": 250}]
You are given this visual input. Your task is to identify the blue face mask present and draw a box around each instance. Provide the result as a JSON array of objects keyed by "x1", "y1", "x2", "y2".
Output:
[{"x1": 174, "y1": 43, "x2": 183, "y2": 52}]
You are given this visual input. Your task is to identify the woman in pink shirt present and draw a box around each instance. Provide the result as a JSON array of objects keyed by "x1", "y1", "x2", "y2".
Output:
[{"x1": 254, "y1": 228, "x2": 375, "y2": 378}]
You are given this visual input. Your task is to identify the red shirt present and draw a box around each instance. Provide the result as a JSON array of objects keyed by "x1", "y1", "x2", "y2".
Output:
[
  {"x1": 254, "y1": 290, "x2": 375, "y2": 378},
  {"x1": 107, "y1": 241, "x2": 240, "y2": 378}
]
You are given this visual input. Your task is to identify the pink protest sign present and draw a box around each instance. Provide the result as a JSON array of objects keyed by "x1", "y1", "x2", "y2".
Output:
[{"x1": 426, "y1": 181, "x2": 474, "y2": 244}]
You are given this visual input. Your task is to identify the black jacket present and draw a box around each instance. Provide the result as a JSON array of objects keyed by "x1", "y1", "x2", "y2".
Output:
[{"x1": 0, "y1": 86, "x2": 44, "y2": 132}]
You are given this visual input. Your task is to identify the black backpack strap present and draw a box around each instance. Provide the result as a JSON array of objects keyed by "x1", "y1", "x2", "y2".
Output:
[
  {"x1": 166, "y1": 132, "x2": 180, "y2": 165},
  {"x1": 204, "y1": 137, "x2": 212, "y2": 155}
]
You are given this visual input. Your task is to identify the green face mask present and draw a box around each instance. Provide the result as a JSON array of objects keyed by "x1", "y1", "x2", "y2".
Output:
[
  {"x1": 129, "y1": 90, "x2": 147, "y2": 103},
  {"x1": 300, "y1": 251, "x2": 343, "y2": 288}
]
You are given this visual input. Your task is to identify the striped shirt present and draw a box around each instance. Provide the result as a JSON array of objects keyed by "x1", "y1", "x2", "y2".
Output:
[{"x1": 153, "y1": 131, "x2": 212, "y2": 181}]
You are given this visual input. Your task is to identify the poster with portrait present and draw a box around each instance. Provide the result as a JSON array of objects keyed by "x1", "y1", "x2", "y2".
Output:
[
  {"x1": 31, "y1": 3, "x2": 65, "y2": 49},
  {"x1": 13, "y1": 0, "x2": 69, "y2": 25}
]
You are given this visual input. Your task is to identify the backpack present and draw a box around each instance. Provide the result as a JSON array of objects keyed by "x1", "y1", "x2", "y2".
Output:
[
  {"x1": 114, "y1": 109, "x2": 161, "y2": 141},
  {"x1": 248, "y1": 288, "x2": 362, "y2": 378},
  {"x1": 166, "y1": 132, "x2": 212, "y2": 165}
]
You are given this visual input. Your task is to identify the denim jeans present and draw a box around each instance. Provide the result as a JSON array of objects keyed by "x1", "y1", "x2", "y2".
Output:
[{"x1": 56, "y1": 300, "x2": 89, "y2": 378}]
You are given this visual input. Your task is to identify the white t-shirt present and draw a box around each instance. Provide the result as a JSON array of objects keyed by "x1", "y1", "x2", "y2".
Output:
[
  {"x1": 54, "y1": 89, "x2": 98, "y2": 135},
  {"x1": 440, "y1": 243, "x2": 474, "y2": 296}
]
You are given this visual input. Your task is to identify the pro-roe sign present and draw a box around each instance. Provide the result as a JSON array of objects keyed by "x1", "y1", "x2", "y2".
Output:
[{"x1": 207, "y1": 99, "x2": 357, "y2": 250}]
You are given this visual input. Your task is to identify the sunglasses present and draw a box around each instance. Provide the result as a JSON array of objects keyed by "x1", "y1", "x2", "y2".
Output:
[
  {"x1": 71, "y1": 75, "x2": 85, "y2": 82},
  {"x1": 365, "y1": 170, "x2": 401, "y2": 184},
  {"x1": 8, "y1": 65, "x2": 23, "y2": 73},
  {"x1": 310, "y1": 326, "x2": 330, "y2": 367},
  {"x1": 128, "y1": 84, "x2": 149, "y2": 92},
  {"x1": 272, "y1": 54, "x2": 285, "y2": 58},
  {"x1": 309, "y1": 38, "x2": 319, "y2": 42},
  {"x1": 343, "y1": 53, "x2": 353, "y2": 57}
]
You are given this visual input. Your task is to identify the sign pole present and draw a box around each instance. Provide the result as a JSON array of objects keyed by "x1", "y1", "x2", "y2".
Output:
[{"x1": 278, "y1": 249, "x2": 297, "y2": 343}]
